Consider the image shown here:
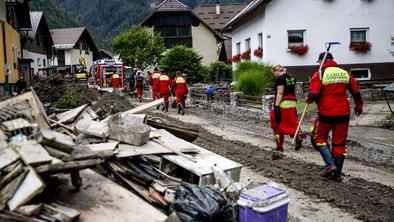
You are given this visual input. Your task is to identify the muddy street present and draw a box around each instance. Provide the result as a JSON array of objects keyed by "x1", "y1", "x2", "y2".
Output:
[{"x1": 142, "y1": 102, "x2": 394, "y2": 222}]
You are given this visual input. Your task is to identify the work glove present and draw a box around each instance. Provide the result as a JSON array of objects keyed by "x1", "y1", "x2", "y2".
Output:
[
  {"x1": 274, "y1": 106, "x2": 282, "y2": 124},
  {"x1": 354, "y1": 100, "x2": 363, "y2": 116},
  {"x1": 305, "y1": 96, "x2": 312, "y2": 104}
]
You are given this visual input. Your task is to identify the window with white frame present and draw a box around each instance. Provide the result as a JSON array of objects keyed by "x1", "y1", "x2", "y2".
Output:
[
  {"x1": 350, "y1": 28, "x2": 368, "y2": 43},
  {"x1": 245, "y1": 38, "x2": 251, "y2": 51},
  {"x1": 288, "y1": 30, "x2": 305, "y2": 47},
  {"x1": 43, "y1": 59, "x2": 46, "y2": 67},
  {"x1": 37, "y1": 58, "x2": 41, "y2": 67},
  {"x1": 257, "y1": 33, "x2": 263, "y2": 48},
  {"x1": 236, "y1": 42, "x2": 240, "y2": 55},
  {"x1": 350, "y1": 68, "x2": 370, "y2": 80}
]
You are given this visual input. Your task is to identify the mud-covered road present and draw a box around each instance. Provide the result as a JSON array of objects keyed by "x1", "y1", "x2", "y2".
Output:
[{"x1": 143, "y1": 104, "x2": 394, "y2": 222}]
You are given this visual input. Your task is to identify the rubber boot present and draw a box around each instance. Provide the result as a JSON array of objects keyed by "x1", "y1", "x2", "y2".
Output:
[
  {"x1": 332, "y1": 155, "x2": 345, "y2": 181},
  {"x1": 180, "y1": 104, "x2": 185, "y2": 115},
  {"x1": 165, "y1": 103, "x2": 169, "y2": 112},
  {"x1": 177, "y1": 104, "x2": 181, "y2": 114},
  {"x1": 318, "y1": 146, "x2": 337, "y2": 177},
  {"x1": 139, "y1": 96, "x2": 142, "y2": 102},
  {"x1": 272, "y1": 147, "x2": 284, "y2": 160},
  {"x1": 295, "y1": 136, "x2": 303, "y2": 151}
]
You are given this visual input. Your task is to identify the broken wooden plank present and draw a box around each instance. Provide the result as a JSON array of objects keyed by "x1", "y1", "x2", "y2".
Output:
[
  {"x1": 41, "y1": 203, "x2": 80, "y2": 222},
  {"x1": 75, "y1": 119, "x2": 109, "y2": 138},
  {"x1": 38, "y1": 129, "x2": 75, "y2": 154},
  {"x1": 35, "y1": 159, "x2": 102, "y2": 174},
  {"x1": 79, "y1": 106, "x2": 99, "y2": 120},
  {"x1": 153, "y1": 138, "x2": 197, "y2": 163},
  {"x1": 147, "y1": 118, "x2": 198, "y2": 142},
  {"x1": 75, "y1": 133, "x2": 105, "y2": 145},
  {"x1": 0, "y1": 169, "x2": 27, "y2": 210},
  {"x1": 12, "y1": 140, "x2": 53, "y2": 166},
  {"x1": 44, "y1": 146, "x2": 73, "y2": 162},
  {"x1": 71, "y1": 145, "x2": 98, "y2": 160},
  {"x1": 16, "y1": 204, "x2": 42, "y2": 216},
  {"x1": 0, "y1": 210, "x2": 45, "y2": 222},
  {"x1": 123, "y1": 98, "x2": 164, "y2": 115},
  {"x1": 1, "y1": 118, "x2": 32, "y2": 132},
  {"x1": 0, "y1": 162, "x2": 24, "y2": 188},
  {"x1": 49, "y1": 118, "x2": 77, "y2": 134},
  {"x1": 7, "y1": 167, "x2": 45, "y2": 211},
  {"x1": 55, "y1": 104, "x2": 88, "y2": 124},
  {"x1": 86, "y1": 142, "x2": 118, "y2": 157},
  {"x1": 0, "y1": 147, "x2": 19, "y2": 170}
]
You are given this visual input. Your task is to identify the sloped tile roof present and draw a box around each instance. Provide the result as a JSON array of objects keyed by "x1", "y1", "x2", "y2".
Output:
[
  {"x1": 193, "y1": 3, "x2": 246, "y2": 31},
  {"x1": 156, "y1": 0, "x2": 189, "y2": 12},
  {"x1": 27, "y1": 11, "x2": 43, "y2": 39},
  {"x1": 50, "y1": 27, "x2": 86, "y2": 46}
]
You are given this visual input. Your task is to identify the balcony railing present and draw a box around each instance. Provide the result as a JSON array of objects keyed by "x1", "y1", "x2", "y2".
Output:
[{"x1": 164, "y1": 37, "x2": 192, "y2": 48}]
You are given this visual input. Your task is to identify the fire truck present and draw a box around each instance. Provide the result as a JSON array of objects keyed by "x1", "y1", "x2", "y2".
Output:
[{"x1": 88, "y1": 59, "x2": 125, "y2": 92}]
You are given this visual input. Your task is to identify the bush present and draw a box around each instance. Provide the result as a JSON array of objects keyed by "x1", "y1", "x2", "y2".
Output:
[
  {"x1": 54, "y1": 94, "x2": 80, "y2": 109},
  {"x1": 234, "y1": 61, "x2": 274, "y2": 96},
  {"x1": 207, "y1": 61, "x2": 232, "y2": 83},
  {"x1": 159, "y1": 45, "x2": 205, "y2": 84}
]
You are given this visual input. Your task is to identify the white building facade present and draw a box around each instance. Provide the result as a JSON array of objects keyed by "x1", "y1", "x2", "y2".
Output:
[{"x1": 225, "y1": 0, "x2": 394, "y2": 81}]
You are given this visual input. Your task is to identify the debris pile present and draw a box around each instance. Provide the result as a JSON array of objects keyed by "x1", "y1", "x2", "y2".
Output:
[
  {"x1": 33, "y1": 75, "x2": 99, "y2": 107},
  {"x1": 0, "y1": 91, "x2": 100, "y2": 221},
  {"x1": 0, "y1": 89, "x2": 248, "y2": 222}
]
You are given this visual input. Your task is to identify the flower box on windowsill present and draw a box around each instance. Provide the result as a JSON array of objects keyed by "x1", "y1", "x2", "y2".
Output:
[
  {"x1": 232, "y1": 54, "x2": 241, "y2": 63},
  {"x1": 288, "y1": 45, "x2": 309, "y2": 56},
  {"x1": 241, "y1": 50, "x2": 251, "y2": 60},
  {"x1": 253, "y1": 48, "x2": 263, "y2": 58},
  {"x1": 349, "y1": 42, "x2": 371, "y2": 53}
]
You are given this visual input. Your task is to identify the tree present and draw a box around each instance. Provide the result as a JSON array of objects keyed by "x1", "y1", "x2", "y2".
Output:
[
  {"x1": 390, "y1": 36, "x2": 394, "y2": 56},
  {"x1": 112, "y1": 26, "x2": 165, "y2": 69},
  {"x1": 159, "y1": 45, "x2": 205, "y2": 83}
]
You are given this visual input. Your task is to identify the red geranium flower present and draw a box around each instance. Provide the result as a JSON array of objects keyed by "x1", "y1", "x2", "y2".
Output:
[
  {"x1": 241, "y1": 50, "x2": 251, "y2": 60},
  {"x1": 253, "y1": 48, "x2": 263, "y2": 58},
  {"x1": 288, "y1": 45, "x2": 309, "y2": 56},
  {"x1": 349, "y1": 42, "x2": 371, "y2": 53},
  {"x1": 232, "y1": 54, "x2": 241, "y2": 63}
]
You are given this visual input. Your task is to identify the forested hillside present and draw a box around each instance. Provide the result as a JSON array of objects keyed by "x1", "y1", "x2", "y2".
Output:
[
  {"x1": 29, "y1": 0, "x2": 80, "y2": 29},
  {"x1": 30, "y1": 0, "x2": 246, "y2": 50}
]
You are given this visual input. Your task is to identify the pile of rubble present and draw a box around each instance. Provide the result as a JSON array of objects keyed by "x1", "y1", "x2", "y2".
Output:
[{"x1": 0, "y1": 89, "x2": 248, "y2": 222}]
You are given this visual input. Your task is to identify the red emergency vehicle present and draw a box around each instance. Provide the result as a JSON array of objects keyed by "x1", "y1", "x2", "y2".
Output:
[{"x1": 88, "y1": 59, "x2": 125, "y2": 92}]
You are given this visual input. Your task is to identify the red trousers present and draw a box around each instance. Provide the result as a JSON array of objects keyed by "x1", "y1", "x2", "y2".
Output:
[
  {"x1": 160, "y1": 93, "x2": 169, "y2": 104},
  {"x1": 176, "y1": 94, "x2": 185, "y2": 105},
  {"x1": 152, "y1": 87, "x2": 159, "y2": 100},
  {"x1": 311, "y1": 119, "x2": 348, "y2": 157},
  {"x1": 137, "y1": 88, "x2": 143, "y2": 97},
  {"x1": 270, "y1": 107, "x2": 298, "y2": 149}
]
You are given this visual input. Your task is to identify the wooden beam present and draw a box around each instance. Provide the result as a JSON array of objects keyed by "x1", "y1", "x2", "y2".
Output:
[{"x1": 35, "y1": 159, "x2": 102, "y2": 174}]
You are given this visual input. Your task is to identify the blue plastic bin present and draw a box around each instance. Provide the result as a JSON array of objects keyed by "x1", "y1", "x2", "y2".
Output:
[{"x1": 238, "y1": 184, "x2": 289, "y2": 222}]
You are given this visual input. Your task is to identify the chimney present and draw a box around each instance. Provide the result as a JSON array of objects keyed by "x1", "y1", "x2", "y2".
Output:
[{"x1": 216, "y1": 0, "x2": 220, "y2": 15}]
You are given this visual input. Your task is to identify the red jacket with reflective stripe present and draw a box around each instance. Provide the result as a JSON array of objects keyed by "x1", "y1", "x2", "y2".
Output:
[
  {"x1": 308, "y1": 61, "x2": 361, "y2": 116},
  {"x1": 110, "y1": 74, "x2": 120, "y2": 88},
  {"x1": 173, "y1": 74, "x2": 188, "y2": 95},
  {"x1": 158, "y1": 73, "x2": 171, "y2": 94},
  {"x1": 151, "y1": 72, "x2": 161, "y2": 90}
]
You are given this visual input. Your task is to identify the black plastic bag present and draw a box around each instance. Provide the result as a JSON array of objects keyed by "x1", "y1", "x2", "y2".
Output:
[{"x1": 169, "y1": 183, "x2": 236, "y2": 222}]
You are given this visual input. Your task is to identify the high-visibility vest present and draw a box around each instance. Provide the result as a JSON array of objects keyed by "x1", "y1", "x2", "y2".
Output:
[{"x1": 322, "y1": 67, "x2": 350, "y2": 85}]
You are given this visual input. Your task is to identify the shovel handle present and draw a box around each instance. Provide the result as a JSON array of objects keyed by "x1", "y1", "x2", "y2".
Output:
[{"x1": 292, "y1": 104, "x2": 308, "y2": 145}]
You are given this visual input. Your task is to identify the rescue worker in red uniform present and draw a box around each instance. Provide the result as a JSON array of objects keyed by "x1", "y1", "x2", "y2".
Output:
[
  {"x1": 135, "y1": 70, "x2": 144, "y2": 102},
  {"x1": 270, "y1": 64, "x2": 303, "y2": 160},
  {"x1": 151, "y1": 67, "x2": 161, "y2": 101},
  {"x1": 158, "y1": 68, "x2": 172, "y2": 112},
  {"x1": 110, "y1": 71, "x2": 120, "y2": 89},
  {"x1": 306, "y1": 52, "x2": 363, "y2": 179},
  {"x1": 173, "y1": 71, "x2": 188, "y2": 115}
]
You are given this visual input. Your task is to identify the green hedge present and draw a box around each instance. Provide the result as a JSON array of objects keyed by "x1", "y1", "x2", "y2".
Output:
[{"x1": 234, "y1": 61, "x2": 274, "y2": 96}]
